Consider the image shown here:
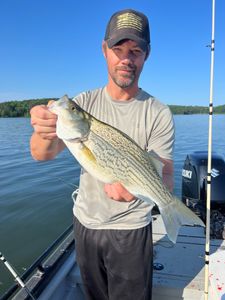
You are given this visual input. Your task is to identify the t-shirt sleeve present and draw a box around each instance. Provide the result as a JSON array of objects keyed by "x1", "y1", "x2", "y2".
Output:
[
  {"x1": 147, "y1": 107, "x2": 175, "y2": 160},
  {"x1": 72, "y1": 92, "x2": 89, "y2": 110}
]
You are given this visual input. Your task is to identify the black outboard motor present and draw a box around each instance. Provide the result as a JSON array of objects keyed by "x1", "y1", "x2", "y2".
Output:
[{"x1": 182, "y1": 151, "x2": 225, "y2": 239}]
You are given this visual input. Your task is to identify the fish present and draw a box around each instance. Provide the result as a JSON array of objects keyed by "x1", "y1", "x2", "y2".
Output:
[{"x1": 49, "y1": 95, "x2": 205, "y2": 243}]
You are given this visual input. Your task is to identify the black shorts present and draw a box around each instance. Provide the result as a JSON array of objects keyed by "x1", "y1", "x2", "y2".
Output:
[{"x1": 74, "y1": 217, "x2": 153, "y2": 300}]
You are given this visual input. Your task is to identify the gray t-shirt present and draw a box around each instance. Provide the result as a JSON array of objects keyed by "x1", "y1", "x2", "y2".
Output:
[{"x1": 72, "y1": 87, "x2": 175, "y2": 230}]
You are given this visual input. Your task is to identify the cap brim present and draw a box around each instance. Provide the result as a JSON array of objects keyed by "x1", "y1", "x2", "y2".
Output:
[{"x1": 106, "y1": 33, "x2": 148, "y2": 51}]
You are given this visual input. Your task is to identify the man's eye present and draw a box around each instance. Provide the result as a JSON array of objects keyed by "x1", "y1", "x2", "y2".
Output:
[
  {"x1": 132, "y1": 49, "x2": 143, "y2": 56},
  {"x1": 113, "y1": 47, "x2": 121, "y2": 52}
]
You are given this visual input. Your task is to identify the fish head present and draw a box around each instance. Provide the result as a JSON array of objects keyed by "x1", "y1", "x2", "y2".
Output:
[{"x1": 48, "y1": 95, "x2": 90, "y2": 141}]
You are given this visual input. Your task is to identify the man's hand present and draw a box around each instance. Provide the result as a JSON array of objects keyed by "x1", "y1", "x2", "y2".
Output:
[
  {"x1": 104, "y1": 182, "x2": 136, "y2": 202},
  {"x1": 30, "y1": 101, "x2": 57, "y2": 140},
  {"x1": 30, "y1": 101, "x2": 65, "y2": 160}
]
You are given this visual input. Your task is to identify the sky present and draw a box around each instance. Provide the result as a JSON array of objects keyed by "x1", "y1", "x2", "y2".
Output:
[{"x1": 0, "y1": 0, "x2": 224, "y2": 106}]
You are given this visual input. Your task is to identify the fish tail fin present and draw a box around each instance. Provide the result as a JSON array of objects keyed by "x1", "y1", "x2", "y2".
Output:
[{"x1": 159, "y1": 197, "x2": 205, "y2": 243}]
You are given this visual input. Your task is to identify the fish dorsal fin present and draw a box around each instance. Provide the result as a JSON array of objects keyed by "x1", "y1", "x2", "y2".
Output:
[{"x1": 148, "y1": 151, "x2": 164, "y2": 178}]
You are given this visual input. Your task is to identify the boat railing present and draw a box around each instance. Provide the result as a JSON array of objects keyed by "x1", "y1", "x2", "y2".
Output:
[{"x1": 0, "y1": 224, "x2": 74, "y2": 300}]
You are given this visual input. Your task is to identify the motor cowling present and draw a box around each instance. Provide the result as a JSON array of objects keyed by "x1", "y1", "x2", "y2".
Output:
[{"x1": 182, "y1": 151, "x2": 225, "y2": 239}]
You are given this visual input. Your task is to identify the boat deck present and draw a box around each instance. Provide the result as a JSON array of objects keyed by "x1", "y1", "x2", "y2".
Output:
[
  {"x1": 9, "y1": 214, "x2": 225, "y2": 300},
  {"x1": 152, "y1": 214, "x2": 225, "y2": 300}
]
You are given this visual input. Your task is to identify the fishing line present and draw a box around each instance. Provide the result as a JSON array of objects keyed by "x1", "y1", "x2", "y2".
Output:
[
  {"x1": 204, "y1": 0, "x2": 215, "y2": 299},
  {"x1": 54, "y1": 175, "x2": 79, "y2": 189},
  {"x1": 0, "y1": 252, "x2": 36, "y2": 300},
  {"x1": 54, "y1": 176, "x2": 79, "y2": 201}
]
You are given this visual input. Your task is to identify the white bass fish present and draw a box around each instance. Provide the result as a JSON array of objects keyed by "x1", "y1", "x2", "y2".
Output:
[{"x1": 49, "y1": 95, "x2": 204, "y2": 243}]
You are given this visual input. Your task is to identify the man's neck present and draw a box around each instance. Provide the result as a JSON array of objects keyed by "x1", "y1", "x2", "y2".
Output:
[{"x1": 106, "y1": 82, "x2": 139, "y2": 101}]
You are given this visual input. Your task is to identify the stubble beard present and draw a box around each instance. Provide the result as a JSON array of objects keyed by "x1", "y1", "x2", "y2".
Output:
[{"x1": 111, "y1": 67, "x2": 136, "y2": 88}]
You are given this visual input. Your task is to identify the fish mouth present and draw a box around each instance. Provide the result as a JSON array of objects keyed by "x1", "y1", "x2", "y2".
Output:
[{"x1": 48, "y1": 95, "x2": 70, "y2": 115}]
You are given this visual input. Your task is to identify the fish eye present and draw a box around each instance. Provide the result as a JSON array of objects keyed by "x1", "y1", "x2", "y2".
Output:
[{"x1": 71, "y1": 106, "x2": 75, "y2": 111}]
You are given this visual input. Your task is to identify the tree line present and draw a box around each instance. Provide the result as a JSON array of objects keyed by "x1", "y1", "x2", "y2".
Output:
[
  {"x1": 0, "y1": 98, "x2": 57, "y2": 117},
  {"x1": 0, "y1": 98, "x2": 224, "y2": 117},
  {"x1": 169, "y1": 104, "x2": 225, "y2": 114}
]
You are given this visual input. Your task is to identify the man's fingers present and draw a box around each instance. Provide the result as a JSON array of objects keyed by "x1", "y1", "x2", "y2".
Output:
[
  {"x1": 47, "y1": 100, "x2": 55, "y2": 107},
  {"x1": 30, "y1": 104, "x2": 57, "y2": 120},
  {"x1": 39, "y1": 132, "x2": 58, "y2": 140},
  {"x1": 31, "y1": 116, "x2": 57, "y2": 127},
  {"x1": 32, "y1": 124, "x2": 56, "y2": 134},
  {"x1": 104, "y1": 183, "x2": 135, "y2": 202}
]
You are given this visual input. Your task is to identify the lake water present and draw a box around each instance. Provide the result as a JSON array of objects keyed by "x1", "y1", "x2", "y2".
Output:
[{"x1": 0, "y1": 114, "x2": 225, "y2": 295}]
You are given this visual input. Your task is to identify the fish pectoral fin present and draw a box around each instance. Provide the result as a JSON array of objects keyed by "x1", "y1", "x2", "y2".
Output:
[{"x1": 79, "y1": 143, "x2": 97, "y2": 163}]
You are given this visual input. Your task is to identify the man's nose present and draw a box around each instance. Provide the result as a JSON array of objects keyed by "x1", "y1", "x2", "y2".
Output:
[{"x1": 119, "y1": 50, "x2": 135, "y2": 62}]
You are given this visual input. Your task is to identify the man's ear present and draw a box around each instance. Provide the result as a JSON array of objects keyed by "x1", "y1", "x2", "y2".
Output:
[
  {"x1": 102, "y1": 41, "x2": 107, "y2": 58},
  {"x1": 145, "y1": 45, "x2": 151, "y2": 61}
]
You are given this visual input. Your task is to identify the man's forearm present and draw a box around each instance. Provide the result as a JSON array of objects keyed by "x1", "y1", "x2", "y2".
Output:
[
  {"x1": 161, "y1": 158, "x2": 174, "y2": 192},
  {"x1": 30, "y1": 132, "x2": 65, "y2": 161}
]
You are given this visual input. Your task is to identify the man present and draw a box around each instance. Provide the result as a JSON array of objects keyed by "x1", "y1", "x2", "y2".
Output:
[{"x1": 30, "y1": 9, "x2": 175, "y2": 300}]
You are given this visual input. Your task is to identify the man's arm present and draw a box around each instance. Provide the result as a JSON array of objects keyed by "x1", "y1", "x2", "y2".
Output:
[
  {"x1": 30, "y1": 103, "x2": 65, "y2": 161},
  {"x1": 30, "y1": 132, "x2": 65, "y2": 160},
  {"x1": 161, "y1": 158, "x2": 174, "y2": 192}
]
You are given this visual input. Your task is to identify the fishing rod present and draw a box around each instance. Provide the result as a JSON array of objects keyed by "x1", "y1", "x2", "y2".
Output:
[
  {"x1": 0, "y1": 252, "x2": 36, "y2": 300},
  {"x1": 204, "y1": 0, "x2": 216, "y2": 299}
]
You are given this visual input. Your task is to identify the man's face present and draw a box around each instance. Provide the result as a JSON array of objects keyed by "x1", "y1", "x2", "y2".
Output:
[{"x1": 103, "y1": 39, "x2": 148, "y2": 89}]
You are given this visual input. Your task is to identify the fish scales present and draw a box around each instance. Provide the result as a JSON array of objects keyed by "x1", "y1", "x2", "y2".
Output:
[
  {"x1": 88, "y1": 118, "x2": 174, "y2": 204},
  {"x1": 88, "y1": 132, "x2": 153, "y2": 186},
  {"x1": 49, "y1": 95, "x2": 205, "y2": 243}
]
